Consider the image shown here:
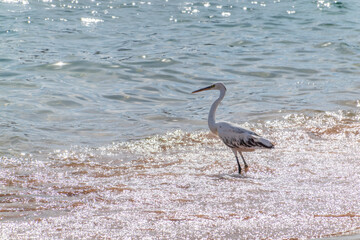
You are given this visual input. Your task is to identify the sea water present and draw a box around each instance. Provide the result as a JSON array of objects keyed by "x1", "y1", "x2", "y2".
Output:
[{"x1": 1, "y1": 0, "x2": 360, "y2": 239}]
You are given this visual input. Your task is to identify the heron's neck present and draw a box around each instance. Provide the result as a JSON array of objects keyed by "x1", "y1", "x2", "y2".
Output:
[{"x1": 208, "y1": 90, "x2": 225, "y2": 135}]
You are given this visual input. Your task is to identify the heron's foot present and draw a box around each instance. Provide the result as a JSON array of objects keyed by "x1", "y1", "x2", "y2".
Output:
[{"x1": 244, "y1": 165, "x2": 249, "y2": 173}]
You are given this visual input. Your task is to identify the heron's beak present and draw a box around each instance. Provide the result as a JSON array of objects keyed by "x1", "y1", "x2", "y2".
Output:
[{"x1": 192, "y1": 85, "x2": 214, "y2": 94}]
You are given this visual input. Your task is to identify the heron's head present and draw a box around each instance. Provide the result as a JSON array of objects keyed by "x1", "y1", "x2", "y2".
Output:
[{"x1": 192, "y1": 82, "x2": 226, "y2": 94}]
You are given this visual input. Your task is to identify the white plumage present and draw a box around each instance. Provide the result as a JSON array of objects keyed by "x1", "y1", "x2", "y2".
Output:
[{"x1": 192, "y1": 82, "x2": 274, "y2": 174}]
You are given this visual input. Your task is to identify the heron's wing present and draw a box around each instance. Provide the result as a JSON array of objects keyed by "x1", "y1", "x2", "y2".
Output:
[{"x1": 217, "y1": 122, "x2": 274, "y2": 149}]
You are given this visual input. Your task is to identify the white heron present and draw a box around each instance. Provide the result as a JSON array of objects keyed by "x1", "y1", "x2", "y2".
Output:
[{"x1": 192, "y1": 82, "x2": 274, "y2": 174}]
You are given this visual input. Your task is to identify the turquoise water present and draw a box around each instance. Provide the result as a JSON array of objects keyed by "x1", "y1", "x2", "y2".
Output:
[
  {"x1": 1, "y1": 0, "x2": 360, "y2": 239},
  {"x1": 1, "y1": 0, "x2": 359, "y2": 154}
]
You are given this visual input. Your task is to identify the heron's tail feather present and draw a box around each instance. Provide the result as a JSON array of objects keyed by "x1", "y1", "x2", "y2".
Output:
[{"x1": 254, "y1": 136, "x2": 274, "y2": 149}]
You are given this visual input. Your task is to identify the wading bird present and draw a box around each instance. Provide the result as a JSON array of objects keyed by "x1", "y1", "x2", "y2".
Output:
[{"x1": 192, "y1": 83, "x2": 274, "y2": 174}]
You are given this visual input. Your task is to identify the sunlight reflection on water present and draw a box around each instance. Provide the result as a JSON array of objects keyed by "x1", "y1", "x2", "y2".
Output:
[
  {"x1": 1, "y1": 113, "x2": 360, "y2": 239},
  {"x1": 1, "y1": 0, "x2": 360, "y2": 238}
]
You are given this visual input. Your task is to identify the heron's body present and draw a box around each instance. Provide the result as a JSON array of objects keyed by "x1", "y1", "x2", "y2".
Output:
[{"x1": 192, "y1": 82, "x2": 274, "y2": 174}]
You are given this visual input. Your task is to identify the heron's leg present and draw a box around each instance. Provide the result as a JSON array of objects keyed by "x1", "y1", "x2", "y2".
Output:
[
  {"x1": 235, "y1": 156, "x2": 242, "y2": 174},
  {"x1": 239, "y1": 152, "x2": 249, "y2": 170},
  {"x1": 232, "y1": 149, "x2": 242, "y2": 174}
]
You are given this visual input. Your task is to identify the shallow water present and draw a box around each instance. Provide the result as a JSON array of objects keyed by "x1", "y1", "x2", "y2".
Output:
[
  {"x1": 1, "y1": 115, "x2": 360, "y2": 239},
  {"x1": 1, "y1": 0, "x2": 360, "y2": 239}
]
